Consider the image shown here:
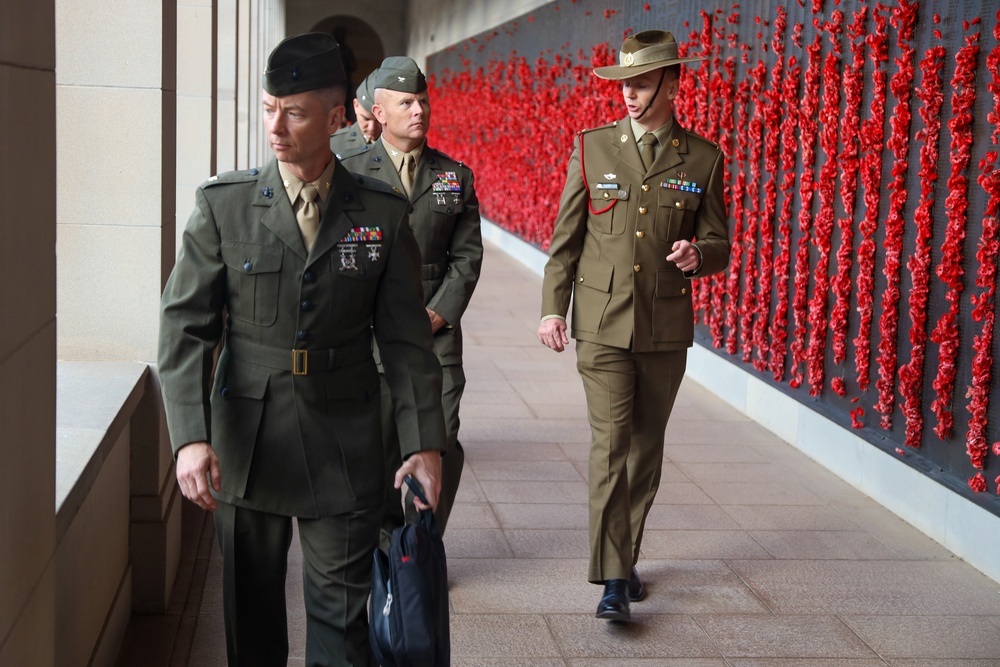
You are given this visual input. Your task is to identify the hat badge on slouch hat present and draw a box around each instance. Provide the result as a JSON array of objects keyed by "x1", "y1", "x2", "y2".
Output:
[
  {"x1": 263, "y1": 32, "x2": 347, "y2": 96},
  {"x1": 593, "y1": 30, "x2": 706, "y2": 80}
]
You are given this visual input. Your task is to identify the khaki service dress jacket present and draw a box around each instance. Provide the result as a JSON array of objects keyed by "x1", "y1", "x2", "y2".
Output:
[
  {"x1": 158, "y1": 158, "x2": 446, "y2": 518},
  {"x1": 541, "y1": 116, "x2": 731, "y2": 350}
]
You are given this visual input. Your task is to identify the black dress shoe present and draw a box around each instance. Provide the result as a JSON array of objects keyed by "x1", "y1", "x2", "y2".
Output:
[
  {"x1": 627, "y1": 567, "x2": 645, "y2": 601},
  {"x1": 595, "y1": 579, "x2": 630, "y2": 621}
]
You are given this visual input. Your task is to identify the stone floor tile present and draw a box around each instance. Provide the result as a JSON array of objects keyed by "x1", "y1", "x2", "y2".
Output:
[
  {"x1": 627, "y1": 559, "x2": 770, "y2": 614},
  {"x1": 677, "y1": 461, "x2": 801, "y2": 484},
  {"x1": 568, "y1": 659, "x2": 728, "y2": 666},
  {"x1": 451, "y1": 614, "x2": 561, "y2": 658},
  {"x1": 454, "y1": 659, "x2": 568, "y2": 667},
  {"x1": 886, "y1": 660, "x2": 1000, "y2": 667},
  {"x1": 727, "y1": 560, "x2": 1000, "y2": 615},
  {"x1": 698, "y1": 481, "x2": 827, "y2": 506},
  {"x1": 449, "y1": 558, "x2": 594, "y2": 614},
  {"x1": 727, "y1": 660, "x2": 889, "y2": 666},
  {"x1": 462, "y1": 442, "x2": 570, "y2": 462},
  {"x1": 479, "y1": 480, "x2": 588, "y2": 504},
  {"x1": 841, "y1": 615, "x2": 1000, "y2": 659},
  {"x1": 722, "y1": 505, "x2": 861, "y2": 531},
  {"x1": 640, "y1": 529, "x2": 772, "y2": 560},
  {"x1": 448, "y1": 502, "x2": 501, "y2": 529},
  {"x1": 664, "y1": 443, "x2": 769, "y2": 463},
  {"x1": 698, "y1": 614, "x2": 879, "y2": 658},
  {"x1": 647, "y1": 482, "x2": 717, "y2": 505},
  {"x1": 444, "y1": 528, "x2": 514, "y2": 559},
  {"x1": 750, "y1": 530, "x2": 900, "y2": 560},
  {"x1": 547, "y1": 613, "x2": 721, "y2": 658},
  {"x1": 471, "y1": 460, "x2": 584, "y2": 482},
  {"x1": 643, "y1": 504, "x2": 743, "y2": 530},
  {"x1": 492, "y1": 502, "x2": 588, "y2": 530},
  {"x1": 504, "y1": 528, "x2": 590, "y2": 558}
]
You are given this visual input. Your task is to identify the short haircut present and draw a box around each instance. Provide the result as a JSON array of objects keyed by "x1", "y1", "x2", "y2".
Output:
[{"x1": 313, "y1": 84, "x2": 347, "y2": 111}]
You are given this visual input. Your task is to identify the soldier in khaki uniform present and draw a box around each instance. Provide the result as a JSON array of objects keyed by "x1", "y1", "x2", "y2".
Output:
[
  {"x1": 330, "y1": 69, "x2": 380, "y2": 156},
  {"x1": 340, "y1": 57, "x2": 483, "y2": 538},
  {"x1": 538, "y1": 30, "x2": 731, "y2": 622},
  {"x1": 158, "y1": 33, "x2": 445, "y2": 666}
]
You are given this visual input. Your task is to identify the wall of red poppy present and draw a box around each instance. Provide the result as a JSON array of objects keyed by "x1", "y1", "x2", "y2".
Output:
[{"x1": 426, "y1": 0, "x2": 1000, "y2": 513}]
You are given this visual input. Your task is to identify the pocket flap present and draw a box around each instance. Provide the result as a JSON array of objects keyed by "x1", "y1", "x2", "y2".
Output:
[
  {"x1": 576, "y1": 256, "x2": 614, "y2": 293},
  {"x1": 220, "y1": 361, "x2": 269, "y2": 399},
  {"x1": 221, "y1": 242, "x2": 283, "y2": 274},
  {"x1": 655, "y1": 269, "x2": 691, "y2": 298},
  {"x1": 590, "y1": 183, "x2": 629, "y2": 202}
]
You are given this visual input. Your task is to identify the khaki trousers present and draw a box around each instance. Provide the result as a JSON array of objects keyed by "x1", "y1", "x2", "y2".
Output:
[{"x1": 575, "y1": 340, "x2": 687, "y2": 583}]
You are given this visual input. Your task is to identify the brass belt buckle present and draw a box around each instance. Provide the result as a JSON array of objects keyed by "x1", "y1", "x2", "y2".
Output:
[{"x1": 292, "y1": 349, "x2": 308, "y2": 375}]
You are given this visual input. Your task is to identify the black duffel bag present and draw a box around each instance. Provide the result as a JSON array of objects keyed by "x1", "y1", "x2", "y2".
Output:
[{"x1": 369, "y1": 476, "x2": 450, "y2": 667}]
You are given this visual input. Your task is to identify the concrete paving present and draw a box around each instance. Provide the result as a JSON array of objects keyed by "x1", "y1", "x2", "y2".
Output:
[{"x1": 117, "y1": 240, "x2": 1000, "y2": 666}]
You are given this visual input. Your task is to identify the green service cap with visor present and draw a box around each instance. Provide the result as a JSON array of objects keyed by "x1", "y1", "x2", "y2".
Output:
[
  {"x1": 593, "y1": 30, "x2": 705, "y2": 80},
  {"x1": 263, "y1": 32, "x2": 347, "y2": 96},
  {"x1": 371, "y1": 56, "x2": 427, "y2": 94}
]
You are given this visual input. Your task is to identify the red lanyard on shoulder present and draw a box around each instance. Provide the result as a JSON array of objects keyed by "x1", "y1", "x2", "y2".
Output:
[{"x1": 579, "y1": 131, "x2": 617, "y2": 215}]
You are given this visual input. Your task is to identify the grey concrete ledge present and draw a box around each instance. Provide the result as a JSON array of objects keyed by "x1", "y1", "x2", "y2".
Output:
[{"x1": 56, "y1": 360, "x2": 148, "y2": 540}]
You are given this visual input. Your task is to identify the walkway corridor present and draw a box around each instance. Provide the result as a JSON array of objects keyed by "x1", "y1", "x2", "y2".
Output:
[{"x1": 117, "y1": 240, "x2": 1000, "y2": 666}]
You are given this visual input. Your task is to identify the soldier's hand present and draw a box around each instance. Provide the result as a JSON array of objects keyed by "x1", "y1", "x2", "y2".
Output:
[
  {"x1": 667, "y1": 239, "x2": 700, "y2": 273},
  {"x1": 176, "y1": 441, "x2": 222, "y2": 512},
  {"x1": 396, "y1": 450, "x2": 442, "y2": 511},
  {"x1": 538, "y1": 317, "x2": 569, "y2": 352},
  {"x1": 427, "y1": 308, "x2": 448, "y2": 333}
]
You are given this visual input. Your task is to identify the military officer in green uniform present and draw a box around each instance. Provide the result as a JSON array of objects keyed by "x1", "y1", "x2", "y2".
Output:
[
  {"x1": 158, "y1": 33, "x2": 446, "y2": 666},
  {"x1": 330, "y1": 69, "x2": 381, "y2": 156},
  {"x1": 538, "y1": 30, "x2": 731, "y2": 622},
  {"x1": 339, "y1": 56, "x2": 483, "y2": 538}
]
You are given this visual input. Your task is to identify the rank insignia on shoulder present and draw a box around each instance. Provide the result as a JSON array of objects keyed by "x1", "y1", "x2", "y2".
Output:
[{"x1": 661, "y1": 178, "x2": 702, "y2": 193}]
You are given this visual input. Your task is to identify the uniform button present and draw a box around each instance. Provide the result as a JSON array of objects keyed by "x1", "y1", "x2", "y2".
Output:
[
  {"x1": 220, "y1": 386, "x2": 230, "y2": 398},
  {"x1": 639, "y1": 206, "x2": 648, "y2": 215},
  {"x1": 578, "y1": 276, "x2": 585, "y2": 283},
  {"x1": 603, "y1": 192, "x2": 610, "y2": 199},
  {"x1": 675, "y1": 201, "x2": 683, "y2": 209},
  {"x1": 243, "y1": 260, "x2": 253, "y2": 272},
  {"x1": 681, "y1": 287, "x2": 687, "y2": 295},
  {"x1": 300, "y1": 300, "x2": 313, "y2": 312},
  {"x1": 636, "y1": 230, "x2": 645, "y2": 239},
  {"x1": 642, "y1": 184, "x2": 650, "y2": 192},
  {"x1": 446, "y1": 207, "x2": 453, "y2": 214},
  {"x1": 303, "y1": 271, "x2": 316, "y2": 283},
  {"x1": 297, "y1": 330, "x2": 309, "y2": 341},
  {"x1": 633, "y1": 264, "x2": 641, "y2": 273}
]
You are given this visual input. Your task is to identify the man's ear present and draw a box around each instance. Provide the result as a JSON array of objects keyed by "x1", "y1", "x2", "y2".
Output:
[
  {"x1": 328, "y1": 104, "x2": 346, "y2": 133},
  {"x1": 664, "y1": 75, "x2": 681, "y2": 100},
  {"x1": 371, "y1": 103, "x2": 386, "y2": 125}
]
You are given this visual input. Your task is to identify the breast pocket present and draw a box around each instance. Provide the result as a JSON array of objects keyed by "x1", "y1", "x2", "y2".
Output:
[
  {"x1": 221, "y1": 242, "x2": 283, "y2": 326},
  {"x1": 655, "y1": 191, "x2": 698, "y2": 243},
  {"x1": 589, "y1": 183, "x2": 629, "y2": 235}
]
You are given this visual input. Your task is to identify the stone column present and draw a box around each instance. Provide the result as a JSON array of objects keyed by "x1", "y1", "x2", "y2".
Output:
[
  {"x1": 0, "y1": 2, "x2": 57, "y2": 665},
  {"x1": 55, "y1": 0, "x2": 181, "y2": 614}
]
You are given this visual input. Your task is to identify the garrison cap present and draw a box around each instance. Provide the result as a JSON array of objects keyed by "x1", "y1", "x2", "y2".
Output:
[
  {"x1": 356, "y1": 70, "x2": 377, "y2": 113},
  {"x1": 263, "y1": 32, "x2": 347, "y2": 96},
  {"x1": 593, "y1": 30, "x2": 705, "y2": 80},
  {"x1": 372, "y1": 56, "x2": 427, "y2": 94}
]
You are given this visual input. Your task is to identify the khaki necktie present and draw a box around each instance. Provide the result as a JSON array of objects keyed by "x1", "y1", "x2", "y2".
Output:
[
  {"x1": 640, "y1": 132, "x2": 657, "y2": 171},
  {"x1": 400, "y1": 153, "x2": 416, "y2": 197},
  {"x1": 297, "y1": 183, "x2": 320, "y2": 252}
]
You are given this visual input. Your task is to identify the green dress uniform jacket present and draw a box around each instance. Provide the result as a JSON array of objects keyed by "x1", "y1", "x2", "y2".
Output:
[
  {"x1": 158, "y1": 158, "x2": 446, "y2": 519},
  {"x1": 340, "y1": 141, "x2": 483, "y2": 365},
  {"x1": 541, "y1": 116, "x2": 730, "y2": 347},
  {"x1": 330, "y1": 125, "x2": 368, "y2": 157}
]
